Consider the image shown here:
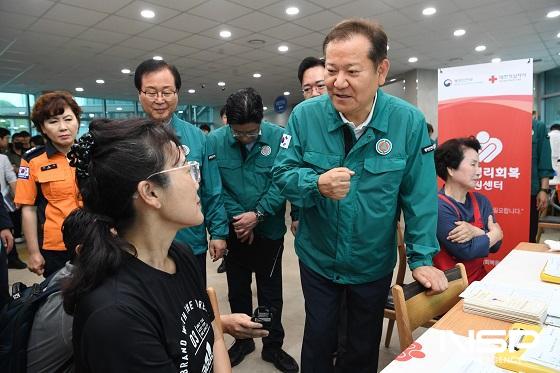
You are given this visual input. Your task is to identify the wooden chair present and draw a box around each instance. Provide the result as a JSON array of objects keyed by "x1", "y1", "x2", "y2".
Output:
[
  {"x1": 536, "y1": 188, "x2": 560, "y2": 242},
  {"x1": 383, "y1": 222, "x2": 407, "y2": 347},
  {"x1": 392, "y1": 263, "x2": 468, "y2": 352}
]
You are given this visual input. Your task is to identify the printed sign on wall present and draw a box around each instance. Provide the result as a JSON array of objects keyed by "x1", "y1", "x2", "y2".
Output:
[{"x1": 438, "y1": 58, "x2": 533, "y2": 268}]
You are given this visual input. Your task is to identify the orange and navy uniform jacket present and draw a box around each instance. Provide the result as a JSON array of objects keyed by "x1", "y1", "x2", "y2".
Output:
[{"x1": 14, "y1": 142, "x2": 81, "y2": 251}]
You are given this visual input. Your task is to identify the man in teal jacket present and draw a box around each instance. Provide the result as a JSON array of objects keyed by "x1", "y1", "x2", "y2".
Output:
[
  {"x1": 273, "y1": 19, "x2": 448, "y2": 372},
  {"x1": 530, "y1": 112, "x2": 554, "y2": 242},
  {"x1": 208, "y1": 88, "x2": 298, "y2": 372},
  {"x1": 135, "y1": 59, "x2": 228, "y2": 282}
]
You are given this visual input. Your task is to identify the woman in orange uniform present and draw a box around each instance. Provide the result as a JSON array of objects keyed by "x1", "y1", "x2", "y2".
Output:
[{"x1": 15, "y1": 91, "x2": 81, "y2": 277}]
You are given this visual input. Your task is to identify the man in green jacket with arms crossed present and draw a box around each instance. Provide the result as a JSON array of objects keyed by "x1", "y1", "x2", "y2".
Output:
[{"x1": 273, "y1": 19, "x2": 448, "y2": 372}]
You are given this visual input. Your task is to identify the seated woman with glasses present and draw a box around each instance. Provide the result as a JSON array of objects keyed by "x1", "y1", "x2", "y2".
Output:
[
  {"x1": 63, "y1": 118, "x2": 266, "y2": 372},
  {"x1": 434, "y1": 136, "x2": 503, "y2": 283}
]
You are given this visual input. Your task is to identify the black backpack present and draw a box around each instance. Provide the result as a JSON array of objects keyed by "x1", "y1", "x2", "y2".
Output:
[{"x1": 0, "y1": 274, "x2": 61, "y2": 372}]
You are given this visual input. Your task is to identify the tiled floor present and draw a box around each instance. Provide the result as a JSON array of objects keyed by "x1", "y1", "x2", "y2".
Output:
[{"x1": 9, "y1": 225, "x2": 555, "y2": 372}]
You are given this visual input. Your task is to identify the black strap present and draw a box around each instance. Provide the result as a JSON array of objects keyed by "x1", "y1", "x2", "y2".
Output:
[{"x1": 342, "y1": 125, "x2": 355, "y2": 157}]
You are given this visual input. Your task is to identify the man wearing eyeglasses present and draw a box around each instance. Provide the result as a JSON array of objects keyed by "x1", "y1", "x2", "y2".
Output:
[
  {"x1": 298, "y1": 57, "x2": 327, "y2": 100},
  {"x1": 134, "y1": 59, "x2": 229, "y2": 283},
  {"x1": 208, "y1": 88, "x2": 298, "y2": 373}
]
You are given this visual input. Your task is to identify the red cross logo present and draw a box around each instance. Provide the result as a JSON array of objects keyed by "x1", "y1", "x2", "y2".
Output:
[{"x1": 489, "y1": 75, "x2": 498, "y2": 84}]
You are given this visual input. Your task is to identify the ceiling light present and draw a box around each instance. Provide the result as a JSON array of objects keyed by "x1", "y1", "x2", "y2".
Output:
[
  {"x1": 557, "y1": 32, "x2": 560, "y2": 38},
  {"x1": 153, "y1": 55, "x2": 163, "y2": 60},
  {"x1": 278, "y1": 45, "x2": 289, "y2": 52},
  {"x1": 387, "y1": 44, "x2": 390, "y2": 50},
  {"x1": 96, "y1": 79, "x2": 105, "y2": 84},
  {"x1": 491, "y1": 57, "x2": 501, "y2": 63},
  {"x1": 263, "y1": 106, "x2": 268, "y2": 110},
  {"x1": 389, "y1": 78, "x2": 397, "y2": 82},
  {"x1": 178, "y1": 110, "x2": 184, "y2": 113},
  {"x1": 453, "y1": 29, "x2": 466, "y2": 37},
  {"x1": 188, "y1": 89, "x2": 196, "y2": 94},
  {"x1": 283, "y1": 91, "x2": 290, "y2": 96},
  {"x1": 75, "y1": 87, "x2": 84, "y2": 92},
  {"x1": 18, "y1": 111, "x2": 25, "y2": 115},
  {"x1": 422, "y1": 7, "x2": 436, "y2": 16},
  {"x1": 546, "y1": 10, "x2": 560, "y2": 18},
  {"x1": 121, "y1": 68, "x2": 131, "y2": 74},
  {"x1": 475, "y1": 45, "x2": 486, "y2": 52},
  {"x1": 116, "y1": 107, "x2": 123, "y2": 111},
  {"x1": 218, "y1": 81, "x2": 226, "y2": 86},
  {"x1": 88, "y1": 113, "x2": 95, "y2": 118},
  {"x1": 219, "y1": 30, "x2": 232, "y2": 38},
  {"x1": 286, "y1": 7, "x2": 299, "y2": 15},
  {"x1": 408, "y1": 57, "x2": 418, "y2": 63},
  {"x1": 253, "y1": 73, "x2": 262, "y2": 78},
  {"x1": 141, "y1": 9, "x2": 155, "y2": 18}
]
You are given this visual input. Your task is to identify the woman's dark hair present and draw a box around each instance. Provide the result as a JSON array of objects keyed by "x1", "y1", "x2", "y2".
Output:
[
  {"x1": 435, "y1": 136, "x2": 481, "y2": 181},
  {"x1": 225, "y1": 87, "x2": 263, "y2": 126},
  {"x1": 31, "y1": 91, "x2": 82, "y2": 135},
  {"x1": 62, "y1": 118, "x2": 180, "y2": 314}
]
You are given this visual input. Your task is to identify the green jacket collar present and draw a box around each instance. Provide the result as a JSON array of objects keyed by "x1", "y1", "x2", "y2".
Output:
[
  {"x1": 170, "y1": 114, "x2": 182, "y2": 139},
  {"x1": 326, "y1": 88, "x2": 389, "y2": 134}
]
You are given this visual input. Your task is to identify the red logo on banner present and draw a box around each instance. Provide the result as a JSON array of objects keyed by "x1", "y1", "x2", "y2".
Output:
[
  {"x1": 489, "y1": 75, "x2": 498, "y2": 84},
  {"x1": 396, "y1": 342, "x2": 426, "y2": 361}
]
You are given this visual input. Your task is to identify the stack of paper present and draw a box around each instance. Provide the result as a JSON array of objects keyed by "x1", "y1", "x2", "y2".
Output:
[
  {"x1": 541, "y1": 257, "x2": 560, "y2": 284},
  {"x1": 460, "y1": 282, "x2": 548, "y2": 325}
]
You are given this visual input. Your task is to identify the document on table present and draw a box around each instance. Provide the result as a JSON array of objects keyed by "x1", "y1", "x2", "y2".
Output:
[
  {"x1": 461, "y1": 281, "x2": 560, "y2": 318},
  {"x1": 544, "y1": 240, "x2": 560, "y2": 252},
  {"x1": 521, "y1": 326, "x2": 560, "y2": 371},
  {"x1": 545, "y1": 315, "x2": 560, "y2": 327},
  {"x1": 460, "y1": 281, "x2": 549, "y2": 324},
  {"x1": 543, "y1": 257, "x2": 560, "y2": 277}
]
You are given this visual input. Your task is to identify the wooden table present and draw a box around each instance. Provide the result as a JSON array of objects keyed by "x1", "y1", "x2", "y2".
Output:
[
  {"x1": 433, "y1": 242, "x2": 557, "y2": 336},
  {"x1": 381, "y1": 242, "x2": 558, "y2": 372}
]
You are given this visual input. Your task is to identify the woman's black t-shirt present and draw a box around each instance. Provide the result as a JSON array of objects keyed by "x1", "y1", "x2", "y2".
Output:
[{"x1": 72, "y1": 242, "x2": 215, "y2": 373}]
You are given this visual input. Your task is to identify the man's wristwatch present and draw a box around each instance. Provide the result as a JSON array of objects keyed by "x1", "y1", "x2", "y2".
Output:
[{"x1": 253, "y1": 209, "x2": 265, "y2": 222}]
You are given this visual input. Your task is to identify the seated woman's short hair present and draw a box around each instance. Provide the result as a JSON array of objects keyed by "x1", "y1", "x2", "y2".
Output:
[{"x1": 435, "y1": 136, "x2": 481, "y2": 181}]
